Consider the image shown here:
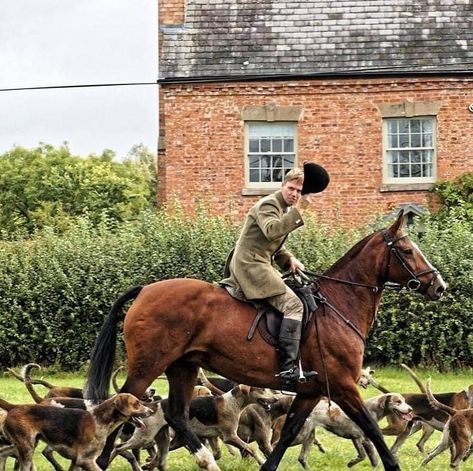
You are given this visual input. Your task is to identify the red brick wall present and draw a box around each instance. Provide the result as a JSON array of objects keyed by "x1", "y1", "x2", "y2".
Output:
[{"x1": 158, "y1": 76, "x2": 473, "y2": 227}]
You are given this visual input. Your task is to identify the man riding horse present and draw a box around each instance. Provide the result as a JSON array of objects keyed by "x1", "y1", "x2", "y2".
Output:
[{"x1": 221, "y1": 163, "x2": 329, "y2": 387}]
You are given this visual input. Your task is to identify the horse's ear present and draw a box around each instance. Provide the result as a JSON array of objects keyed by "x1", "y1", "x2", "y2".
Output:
[{"x1": 388, "y1": 210, "x2": 405, "y2": 235}]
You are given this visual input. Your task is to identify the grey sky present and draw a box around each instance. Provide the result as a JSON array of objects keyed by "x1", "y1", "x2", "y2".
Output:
[{"x1": 0, "y1": 1, "x2": 158, "y2": 158}]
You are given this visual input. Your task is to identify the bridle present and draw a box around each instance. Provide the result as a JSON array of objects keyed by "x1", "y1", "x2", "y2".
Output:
[
  {"x1": 296, "y1": 228, "x2": 440, "y2": 343},
  {"x1": 381, "y1": 229, "x2": 440, "y2": 292}
]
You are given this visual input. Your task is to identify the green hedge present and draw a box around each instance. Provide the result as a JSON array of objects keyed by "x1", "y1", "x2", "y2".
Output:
[
  {"x1": 0, "y1": 209, "x2": 236, "y2": 370},
  {"x1": 0, "y1": 208, "x2": 471, "y2": 370}
]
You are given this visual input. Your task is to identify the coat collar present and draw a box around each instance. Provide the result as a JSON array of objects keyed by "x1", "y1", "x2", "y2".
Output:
[{"x1": 274, "y1": 189, "x2": 289, "y2": 211}]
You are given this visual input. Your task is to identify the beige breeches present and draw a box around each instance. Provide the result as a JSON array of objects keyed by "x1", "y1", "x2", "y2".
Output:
[{"x1": 267, "y1": 286, "x2": 303, "y2": 321}]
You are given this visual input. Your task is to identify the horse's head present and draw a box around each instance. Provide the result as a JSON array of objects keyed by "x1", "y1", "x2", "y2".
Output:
[{"x1": 381, "y1": 212, "x2": 446, "y2": 300}]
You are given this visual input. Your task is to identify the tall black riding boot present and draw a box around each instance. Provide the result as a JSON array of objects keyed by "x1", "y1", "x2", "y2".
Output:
[{"x1": 276, "y1": 318, "x2": 317, "y2": 386}]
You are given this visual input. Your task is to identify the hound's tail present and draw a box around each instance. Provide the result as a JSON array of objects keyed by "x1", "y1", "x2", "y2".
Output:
[
  {"x1": 0, "y1": 396, "x2": 18, "y2": 411},
  {"x1": 401, "y1": 363, "x2": 427, "y2": 393},
  {"x1": 22, "y1": 363, "x2": 44, "y2": 403},
  {"x1": 112, "y1": 366, "x2": 124, "y2": 393},
  {"x1": 84, "y1": 285, "x2": 143, "y2": 402},
  {"x1": 197, "y1": 368, "x2": 226, "y2": 396},
  {"x1": 425, "y1": 378, "x2": 457, "y2": 417},
  {"x1": 7, "y1": 363, "x2": 54, "y2": 389},
  {"x1": 368, "y1": 377, "x2": 391, "y2": 394}
]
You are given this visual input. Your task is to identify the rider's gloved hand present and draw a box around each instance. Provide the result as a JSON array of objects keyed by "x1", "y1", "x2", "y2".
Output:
[
  {"x1": 294, "y1": 194, "x2": 312, "y2": 213},
  {"x1": 289, "y1": 257, "x2": 305, "y2": 274}
]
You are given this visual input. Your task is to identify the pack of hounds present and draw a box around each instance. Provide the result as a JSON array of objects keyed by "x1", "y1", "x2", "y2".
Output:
[{"x1": 0, "y1": 363, "x2": 472, "y2": 470}]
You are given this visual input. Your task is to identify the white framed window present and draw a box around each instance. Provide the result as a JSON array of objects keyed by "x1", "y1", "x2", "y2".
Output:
[
  {"x1": 383, "y1": 117, "x2": 436, "y2": 184},
  {"x1": 245, "y1": 122, "x2": 297, "y2": 188}
]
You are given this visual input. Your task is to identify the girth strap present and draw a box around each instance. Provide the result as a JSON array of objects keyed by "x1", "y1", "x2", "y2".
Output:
[{"x1": 247, "y1": 309, "x2": 265, "y2": 341}]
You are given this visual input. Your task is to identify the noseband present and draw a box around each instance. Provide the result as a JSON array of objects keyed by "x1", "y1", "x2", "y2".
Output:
[{"x1": 381, "y1": 229, "x2": 439, "y2": 292}]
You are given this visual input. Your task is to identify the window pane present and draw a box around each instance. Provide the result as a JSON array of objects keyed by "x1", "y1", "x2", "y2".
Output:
[
  {"x1": 422, "y1": 133, "x2": 433, "y2": 147},
  {"x1": 422, "y1": 164, "x2": 432, "y2": 177},
  {"x1": 387, "y1": 120, "x2": 398, "y2": 134},
  {"x1": 411, "y1": 151, "x2": 421, "y2": 163},
  {"x1": 411, "y1": 164, "x2": 421, "y2": 177},
  {"x1": 283, "y1": 138, "x2": 294, "y2": 152},
  {"x1": 261, "y1": 168, "x2": 271, "y2": 182},
  {"x1": 388, "y1": 151, "x2": 398, "y2": 164},
  {"x1": 272, "y1": 139, "x2": 282, "y2": 152},
  {"x1": 248, "y1": 123, "x2": 266, "y2": 138},
  {"x1": 399, "y1": 134, "x2": 409, "y2": 148},
  {"x1": 388, "y1": 163, "x2": 398, "y2": 177},
  {"x1": 249, "y1": 139, "x2": 259, "y2": 152},
  {"x1": 260, "y1": 155, "x2": 271, "y2": 167},
  {"x1": 272, "y1": 168, "x2": 283, "y2": 182},
  {"x1": 272, "y1": 155, "x2": 282, "y2": 169},
  {"x1": 249, "y1": 155, "x2": 259, "y2": 168},
  {"x1": 399, "y1": 151, "x2": 410, "y2": 163},
  {"x1": 422, "y1": 119, "x2": 433, "y2": 133},
  {"x1": 411, "y1": 133, "x2": 421, "y2": 147},
  {"x1": 399, "y1": 164, "x2": 409, "y2": 177},
  {"x1": 399, "y1": 120, "x2": 410, "y2": 134},
  {"x1": 261, "y1": 138, "x2": 271, "y2": 153},
  {"x1": 249, "y1": 169, "x2": 259, "y2": 182},
  {"x1": 389, "y1": 133, "x2": 398, "y2": 148},
  {"x1": 410, "y1": 120, "x2": 421, "y2": 133},
  {"x1": 283, "y1": 155, "x2": 295, "y2": 167}
]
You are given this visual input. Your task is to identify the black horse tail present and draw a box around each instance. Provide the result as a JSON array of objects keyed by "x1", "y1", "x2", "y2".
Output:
[{"x1": 84, "y1": 285, "x2": 143, "y2": 402}]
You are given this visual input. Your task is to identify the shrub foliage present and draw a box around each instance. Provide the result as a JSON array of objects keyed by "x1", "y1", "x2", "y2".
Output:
[{"x1": 0, "y1": 205, "x2": 471, "y2": 370}]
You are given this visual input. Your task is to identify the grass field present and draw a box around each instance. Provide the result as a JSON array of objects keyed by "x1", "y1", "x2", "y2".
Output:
[{"x1": 1, "y1": 366, "x2": 472, "y2": 470}]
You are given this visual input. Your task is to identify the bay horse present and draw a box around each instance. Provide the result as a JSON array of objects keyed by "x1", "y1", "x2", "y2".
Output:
[{"x1": 85, "y1": 212, "x2": 446, "y2": 471}]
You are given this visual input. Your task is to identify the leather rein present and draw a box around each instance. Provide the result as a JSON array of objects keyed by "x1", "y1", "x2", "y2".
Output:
[{"x1": 298, "y1": 229, "x2": 440, "y2": 344}]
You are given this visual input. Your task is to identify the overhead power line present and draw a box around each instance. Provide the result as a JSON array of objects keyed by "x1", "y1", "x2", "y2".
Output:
[{"x1": 0, "y1": 81, "x2": 158, "y2": 92}]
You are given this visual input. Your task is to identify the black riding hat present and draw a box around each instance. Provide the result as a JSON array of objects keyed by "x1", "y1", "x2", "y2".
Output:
[{"x1": 302, "y1": 162, "x2": 330, "y2": 195}]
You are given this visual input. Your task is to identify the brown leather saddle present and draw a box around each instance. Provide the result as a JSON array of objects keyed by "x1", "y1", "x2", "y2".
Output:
[{"x1": 220, "y1": 279, "x2": 319, "y2": 347}]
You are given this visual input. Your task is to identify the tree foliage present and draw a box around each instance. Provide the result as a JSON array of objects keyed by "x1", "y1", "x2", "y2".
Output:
[
  {"x1": 433, "y1": 171, "x2": 473, "y2": 224},
  {"x1": 0, "y1": 143, "x2": 155, "y2": 238}
]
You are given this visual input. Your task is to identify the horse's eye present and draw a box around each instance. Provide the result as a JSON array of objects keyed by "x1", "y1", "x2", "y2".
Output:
[{"x1": 403, "y1": 249, "x2": 413, "y2": 255}]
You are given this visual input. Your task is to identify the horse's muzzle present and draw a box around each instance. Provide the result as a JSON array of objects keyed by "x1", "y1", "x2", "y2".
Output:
[{"x1": 424, "y1": 275, "x2": 447, "y2": 300}]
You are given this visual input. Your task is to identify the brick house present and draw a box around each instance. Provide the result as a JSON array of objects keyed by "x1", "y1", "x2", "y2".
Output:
[{"x1": 158, "y1": 0, "x2": 473, "y2": 227}]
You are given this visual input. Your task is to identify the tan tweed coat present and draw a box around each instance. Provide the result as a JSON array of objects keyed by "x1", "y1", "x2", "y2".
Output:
[{"x1": 222, "y1": 190, "x2": 304, "y2": 300}]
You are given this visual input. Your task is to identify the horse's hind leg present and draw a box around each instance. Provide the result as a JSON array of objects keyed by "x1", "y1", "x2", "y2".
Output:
[
  {"x1": 96, "y1": 364, "x2": 165, "y2": 469},
  {"x1": 165, "y1": 360, "x2": 220, "y2": 471}
]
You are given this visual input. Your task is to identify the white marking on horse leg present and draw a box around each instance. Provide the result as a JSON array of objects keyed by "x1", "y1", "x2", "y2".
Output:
[{"x1": 195, "y1": 445, "x2": 221, "y2": 471}]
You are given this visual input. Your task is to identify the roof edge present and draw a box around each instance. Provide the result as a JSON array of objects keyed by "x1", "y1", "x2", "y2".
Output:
[{"x1": 158, "y1": 68, "x2": 473, "y2": 85}]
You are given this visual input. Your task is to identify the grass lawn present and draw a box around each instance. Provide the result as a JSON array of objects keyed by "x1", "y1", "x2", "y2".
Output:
[{"x1": 1, "y1": 366, "x2": 471, "y2": 470}]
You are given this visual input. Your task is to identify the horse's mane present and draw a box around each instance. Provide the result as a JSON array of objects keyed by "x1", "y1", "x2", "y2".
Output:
[{"x1": 324, "y1": 231, "x2": 378, "y2": 276}]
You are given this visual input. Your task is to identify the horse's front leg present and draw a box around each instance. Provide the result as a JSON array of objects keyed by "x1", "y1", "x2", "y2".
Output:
[
  {"x1": 164, "y1": 360, "x2": 220, "y2": 471},
  {"x1": 335, "y1": 389, "x2": 400, "y2": 471},
  {"x1": 261, "y1": 395, "x2": 319, "y2": 471}
]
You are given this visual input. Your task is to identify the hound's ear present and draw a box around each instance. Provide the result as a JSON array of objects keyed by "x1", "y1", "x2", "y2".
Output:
[
  {"x1": 113, "y1": 393, "x2": 127, "y2": 412},
  {"x1": 378, "y1": 394, "x2": 388, "y2": 410},
  {"x1": 388, "y1": 210, "x2": 405, "y2": 236},
  {"x1": 239, "y1": 384, "x2": 251, "y2": 396}
]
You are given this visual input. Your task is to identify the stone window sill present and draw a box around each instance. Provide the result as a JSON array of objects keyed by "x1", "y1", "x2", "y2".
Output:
[
  {"x1": 241, "y1": 188, "x2": 277, "y2": 196},
  {"x1": 380, "y1": 183, "x2": 435, "y2": 192}
]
